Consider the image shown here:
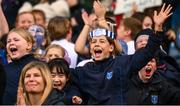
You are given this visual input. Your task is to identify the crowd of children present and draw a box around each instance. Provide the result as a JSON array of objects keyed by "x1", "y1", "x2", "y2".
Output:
[{"x1": 0, "y1": 0, "x2": 180, "y2": 105}]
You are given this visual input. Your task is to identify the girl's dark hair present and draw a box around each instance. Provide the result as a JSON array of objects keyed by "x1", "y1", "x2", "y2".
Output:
[{"x1": 48, "y1": 58, "x2": 70, "y2": 78}]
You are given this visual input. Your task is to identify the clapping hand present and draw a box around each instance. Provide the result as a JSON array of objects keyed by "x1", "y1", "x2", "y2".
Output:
[
  {"x1": 93, "y1": 0, "x2": 106, "y2": 20},
  {"x1": 16, "y1": 87, "x2": 26, "y2": 106}
]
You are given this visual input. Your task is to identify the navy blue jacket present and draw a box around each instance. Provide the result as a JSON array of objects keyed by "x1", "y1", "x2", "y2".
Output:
[
  {"x1": 127, "y1": 71, "x2": 180, "y2": 105},
  {"x1": 2, "y1": 54, "x2": 37, "y2": 104},
  {"x1": 62, "y1": 84, "x2": 82, "y2": 105},
  {"x1": 42, "y1": 89, "x2": 65, "y2": 105},
  {"x1": 0, "y1": 64, "x2": 5, "y2": 104},
  {"x1": 70, "y1": 32, "x2": 163, "y2": 105}
]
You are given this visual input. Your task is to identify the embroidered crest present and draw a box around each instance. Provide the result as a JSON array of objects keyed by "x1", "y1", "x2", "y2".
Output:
[
  {"x1": 151, "y1": 95, "x2": 158, "y2": 104},
  {"x1": 106, "y1": 71, "x2": 113, "y2": 80}
]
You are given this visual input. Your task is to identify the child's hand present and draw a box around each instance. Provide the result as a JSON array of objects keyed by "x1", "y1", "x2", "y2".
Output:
[
  {"x1": 153, "y1": 3, "x2": 173, "y2": 31},
  {"x1": 72, "y1": 96, "x2": 82, "y2": 104},
  {"x1": 93, "y1": 0, "x2": 106, "y2": 20},
  {"x1": 82, "y1": 11, "x2": 93, "y2": 27}
]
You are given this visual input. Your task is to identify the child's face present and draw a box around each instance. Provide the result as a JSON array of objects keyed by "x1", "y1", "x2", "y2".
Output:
[
  {"x1": 135, "y1": 35, "x2": 149, "y2": 50},
  {"x1": 143, "y1": 16, "x2": 153, "y2": 29},
  {"x1": 139, "y1": 58, "x2": 157, "y2": 82},
  {"x1": 51, "y1": 69, "x2": 68, "y2": 90},
  {"x1": 45, "y1": 48, "x2": 64, "y2": 62},
  {"x1": 16, "y1": 13, "x2": 35, "y2": 30},
  {"x1": 90, "y1": 36, "x2": 114, "y2": 61},
  {"x1": 6, "y1": 32, "x2": 32, "y2": 60},
  {"x1": 117, "y1": 22, "x2": 126, "y2": 40},
  {"x1": 34, "y1": 13, "x2": 46, "y2": 27}
]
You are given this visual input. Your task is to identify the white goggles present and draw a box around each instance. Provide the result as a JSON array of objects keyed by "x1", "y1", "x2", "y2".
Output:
[{"x1": 89, "y1": 28, "x2": 115, "y2": 39}]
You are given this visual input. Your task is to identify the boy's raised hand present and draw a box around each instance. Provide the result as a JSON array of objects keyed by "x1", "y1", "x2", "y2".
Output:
[
  {"x1": 82, "y1": 11, "x2": 94, "y2": 27},
  {"x1": 153, "y1": 3, "x2": 173, "y2": 31},
  {"x1": 93, "y1": 0, "x2": 106, "y2": 20}
]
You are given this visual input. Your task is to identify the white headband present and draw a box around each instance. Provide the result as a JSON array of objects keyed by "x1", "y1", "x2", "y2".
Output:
[{"x1": 89, "y1": 28, "x2": 115, "y2": 39}]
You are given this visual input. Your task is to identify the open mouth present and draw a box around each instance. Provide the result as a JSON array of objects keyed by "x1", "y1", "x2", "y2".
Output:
[
  {"x1": 145, "y1": 67, "x2": 152, "y2": 76},
  {"x1": 10, "y1": 47, "x2": 18, "y2": 53},
  {"x1": 94, "y1": 49, "x2": 102, "y2": 57},
  {"x1": 53, "y1": 83, "x2": 61, "y2": 87}
]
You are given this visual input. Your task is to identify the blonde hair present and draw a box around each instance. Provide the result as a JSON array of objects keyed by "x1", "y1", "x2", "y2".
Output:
[
  {"x1": 18, "y1": 61, "x2": 53, "y2": 105},
  {"x1": 8, "y1": 28, "x2": 35, "y2": 52},
  {"x1": 45, "y1": 44, "x2": 65, "y2": 57}
]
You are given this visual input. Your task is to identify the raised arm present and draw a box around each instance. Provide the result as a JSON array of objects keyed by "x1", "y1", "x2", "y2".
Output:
[
  {"x1": 74, "y1": 11, "x2": 94, "y2": 55},
  {"x1": 153, "y1": 3, "x2": 173, "y2": 32},
  {"x1": 130, "y1": 4, "x2": 173, "y2": 73},
  {"x1": 0, "y1": 0, "x2": 9, "y2": 38},
  {"x1": 93, "y1": 0, "x2": 110, "y2": 30}
]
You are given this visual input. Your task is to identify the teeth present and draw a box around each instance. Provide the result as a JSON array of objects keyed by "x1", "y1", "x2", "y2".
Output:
[
  {"x1": 54, "y1": 84, "x2": 61, "y2": 86},
  {"x1": 145, "y1": 68, "x2": 151, "y2": 72}
]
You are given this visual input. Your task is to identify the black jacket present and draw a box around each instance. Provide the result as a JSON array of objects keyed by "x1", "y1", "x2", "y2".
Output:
[
  {"x1": 127, "y1": 71, "x2": 180, "y2": 105},
  {"x1": 2, "y1": 54, "x2": 38, "y2": 105},
  {"x1": 43, "y1": 89, "x2": 65, "y2": 105},
  {"x1": 157, "y1": 52, "x2": 180, "y2": 88}
]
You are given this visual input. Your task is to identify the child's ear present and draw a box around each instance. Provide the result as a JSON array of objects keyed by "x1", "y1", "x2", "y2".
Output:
[
  {"x1": 109, "y1": 45, "x2": 114, "y2": 52},
  {"x1": 26, "y1": 42, "x2": 32, "y2": 51}
]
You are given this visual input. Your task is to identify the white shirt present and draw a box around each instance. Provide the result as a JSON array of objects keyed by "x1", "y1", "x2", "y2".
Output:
[
  {"x1": 127, "y1": 40, "x2": 135, "y2": 55},
  {"x1": 77, "y1": 59, "x2": 94, "y2": 67}
]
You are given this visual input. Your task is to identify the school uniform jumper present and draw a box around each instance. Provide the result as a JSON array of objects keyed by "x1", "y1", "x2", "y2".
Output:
[
  {"x1": 127, "y1": 71, "x2": 180, "y2": 105},
  {"x1": 2, "y1": 54, "x2": 37, "y2": 105},
  {"x1": 70, "y1": 31, "x2": 163, "y2": 104},
  {"x1": 0, "y1": 64, "x2": 5, "y2": 104},
  {"x1": 42, "y1": 89, "x2": 65, "y2": 105}
]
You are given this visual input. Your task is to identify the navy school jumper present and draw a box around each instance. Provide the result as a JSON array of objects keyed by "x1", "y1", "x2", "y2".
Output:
[
  {"x1": 2, "y1": 54, "x2": 37, "y2": 104},
  {"x1": 70, "y1": 31, "x2": 163, "y2": 105}
]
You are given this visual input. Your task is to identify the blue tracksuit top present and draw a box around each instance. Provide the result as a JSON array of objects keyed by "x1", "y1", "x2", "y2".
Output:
[{"x1": 70, "y1": 32, "x2": 163, "y2": 105}]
